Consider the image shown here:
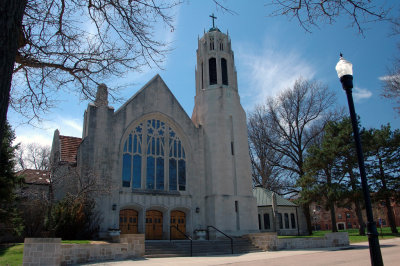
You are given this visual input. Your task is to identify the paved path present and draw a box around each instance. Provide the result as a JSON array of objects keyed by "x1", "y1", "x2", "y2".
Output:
[{"x1": 83, "y1": 238, "x2": 400, "y2": 266}]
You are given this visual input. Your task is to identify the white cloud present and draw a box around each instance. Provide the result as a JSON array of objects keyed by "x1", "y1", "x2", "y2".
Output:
[
  {"x1": 353, "y1": 87, "x2": 372, "y2": 101},
  {"x1": 13, "y1": 117, "x2": 83, "y2": 147},
  {"x1": 237, "y1": 44, "x2": 315, "y2": 110}
]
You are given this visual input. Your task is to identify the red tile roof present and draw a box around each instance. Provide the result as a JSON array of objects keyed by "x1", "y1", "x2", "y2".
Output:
[
  {"x1": 17, "y1": 169, "x2": 50, "y2": 185},
  {"x1": 59, "y1": 135, "x2": 82, "y2": 163}
]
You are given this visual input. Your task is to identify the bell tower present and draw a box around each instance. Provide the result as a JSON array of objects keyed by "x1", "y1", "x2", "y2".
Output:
[{"x1": 192, "y1": 18, "x2": 258, "y2": 236}]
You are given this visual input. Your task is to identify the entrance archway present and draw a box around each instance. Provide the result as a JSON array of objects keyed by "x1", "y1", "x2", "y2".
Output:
[
  {"x1": 145, "y1": 210, "x2": 163, "y2": 239},
  {"x1": 170, "y1": 210, "x2": 186, "y2": 240},
  {"x1": 119, "y1": 209, "x2": 138, "y2": 234}
]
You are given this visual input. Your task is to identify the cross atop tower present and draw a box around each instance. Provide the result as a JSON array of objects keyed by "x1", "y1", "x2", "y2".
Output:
[{"x1": 210, "y1": 13, "x2": 217, "y2": 28}]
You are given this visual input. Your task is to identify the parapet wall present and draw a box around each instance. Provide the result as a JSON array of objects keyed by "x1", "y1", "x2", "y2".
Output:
[
  {"x1": 23, "y1": 234, "x2": 144, "y2": 265},
  {"x1": 245, "y1": 232, "x2": 349, "y2": 251}
]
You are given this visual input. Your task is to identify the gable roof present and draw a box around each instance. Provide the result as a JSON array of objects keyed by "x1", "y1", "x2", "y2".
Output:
[
  {"x1": 59, "y1": 135, "x2": 82, "y2": 163},
  {"x1": 17, "y1": 169, "x2": 50, "y2": 185},
  {"x1": 114, "y1": 74, "x2": 189, "y2": 118},
  {"x1": 253, "y1": 187, "x2": 297, "y2": 207}
]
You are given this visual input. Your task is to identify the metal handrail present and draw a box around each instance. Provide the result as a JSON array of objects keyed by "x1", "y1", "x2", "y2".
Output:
[
  {"x1": 170, "y1": 225, "x2": 193, "y2": 256},
  {"x1": 206, "y1": 225, "x2": 233, "y2": 254}
]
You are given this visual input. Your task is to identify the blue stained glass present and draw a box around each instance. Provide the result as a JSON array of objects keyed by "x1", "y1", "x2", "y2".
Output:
[
  {"x1": 159, "y1": 129, "x2": 164, "y2": 135},
  {"x1": 148, "y1": 128, "x2": 153, "y2": 134},
  {"x1": 156, "y1": 158, "x2": 164, "y2": 190},
  {"x1": 151, "y1": 137, "x2": 155, "y2": 155},
  {"x1": 133, "y1": 155, "x2": 141, "y2": 188},
  {"x1": 146, "y1": 156, "x2": 155, "y2": 189},
  {"x1": 182, "y1": 148, "x2": 185, "y2": 158},
  {"x1": 156, "y1": 120, "x2": 160, "y2": 129},
  {"x1": 152, "y1": 119, "x2": 155, "y2": 128},
  {"x1": 178, "y1": 141, "x2": 181, "y2": 158},
  {"x1": 128, "y1": 134, "x2": 132, "y2": 153},
  {"x1": 169, "y1": 158, "x2": 177, "y2": 191},
  {"x1": 156, "y1": 138, "x2": 160, "y2": 155},
  {"x1": 174, "y1": 140, "x2": 177, "y2": 157},
  {"x1": 138, "y1": 135, "x2": 142, "y2": 153},
  {"x1": 169, "y1": 139, "x2": 172, "y2": 157},
  {"x1": 122, "y1": 154, "x2": 131, "y2": 187},
  {"x1": 161, "y1": 139, "x2": 164, "y2": 156},
  {"x1": 133, "y1": 135, "x2": 137, "y2": 153},
  {"x1": 123, "y1": 141, "x2": 127, "y2": 152},
  {"x1": 178, "y1": 159, "x2": 186, "y2": 191}
]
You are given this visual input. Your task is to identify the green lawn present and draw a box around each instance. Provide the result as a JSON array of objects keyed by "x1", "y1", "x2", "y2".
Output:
[
  {"x1": 278, "y1": 227, "x2": 400, "y2": 243},
  {"x1": 0, "y1": 244, "x2": 24, "y2": 266},
  {"x1": 0, "y1": 240, "x2": 91, "y2": 265}
]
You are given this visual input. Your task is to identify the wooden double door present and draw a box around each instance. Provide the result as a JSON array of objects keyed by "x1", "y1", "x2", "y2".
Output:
[
  {"x1": 170, "y1": 211, "x2": 186, "y2": 240},
  {"x1": 120, "y1": 209, "x2": 138, "y2": 234},
  {"x1": 145, "y1": 210, "x2": 163, "y2": 240}
]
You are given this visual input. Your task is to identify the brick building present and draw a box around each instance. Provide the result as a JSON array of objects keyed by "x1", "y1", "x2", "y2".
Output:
[{"x1": 310, "y1": 200, "x2": 400, "y2": 231}]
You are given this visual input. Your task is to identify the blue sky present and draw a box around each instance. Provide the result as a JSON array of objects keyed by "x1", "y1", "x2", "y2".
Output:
[{"x1": 10, "y1": 0, "x2": 400, "y2": 146}]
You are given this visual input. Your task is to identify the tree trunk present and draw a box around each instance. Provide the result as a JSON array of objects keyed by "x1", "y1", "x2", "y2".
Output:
[
  {"x1": 0, "y1": 0, "x2": 26, "y2": 148},
  {"x1": 354, "y1": 197, "x2": 366, "y2": 235},
  {"x1": 302, "y1": 203, "x2": 313, "y2": 235},
  {"x1": 329, "y1": 201, "x2": 338, "y2": 232},
  {"x1": 349, "y1": 170, "x2": 366, "y2": 235},
  {"x1": 384, "y1": 196, "x2": 398, "y2": 233},
  {"x1": 378, "y1": 156, "x2": 399, "y2": 234}
]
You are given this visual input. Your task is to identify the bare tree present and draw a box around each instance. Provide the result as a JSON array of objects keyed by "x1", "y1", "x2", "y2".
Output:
[
  {"x1": 266, "y1": 0, "x2": 391, "y2": 35},
  {"x1": 16, "y1": 143, "x2": 51, "y2": 170},
  {"x1": 0, "y1": 0, "x2": 179, "y2": 154},
  {"x1": 381, "y1": 16, "x2": 400, "y2": 114},
  {"x1": 248, "y1": 106, "x2": 287, "y2": 193},
  {"x1": 254, "y1": 78, "x2": 339, "y2": 234}
]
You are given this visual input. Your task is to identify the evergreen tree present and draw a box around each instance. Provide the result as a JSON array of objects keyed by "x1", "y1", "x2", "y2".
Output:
[
  {"x1": 364, "y1": 124, "x2": 400, "y2": 234},
  {"x1": 304, "y1": 118, "x2": 366, "y2": 235},
  {"x1": 0, "y1": 122, "x2": 24, "y2": 236}
]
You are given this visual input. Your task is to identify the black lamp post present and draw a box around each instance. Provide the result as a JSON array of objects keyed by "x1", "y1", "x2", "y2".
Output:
[{"x1": 335, "y1": 55, "x2": 383, "y2": 266}]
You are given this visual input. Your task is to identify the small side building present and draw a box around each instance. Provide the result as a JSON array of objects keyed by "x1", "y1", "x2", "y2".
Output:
[{"x1": 253, "y1": 186, "x2": 308, "y2": 236}]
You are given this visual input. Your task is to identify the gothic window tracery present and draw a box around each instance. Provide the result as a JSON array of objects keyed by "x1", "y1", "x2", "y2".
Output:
[
  {"x1": 209, "y1": 37, "x2": 214, "y2": 50},
  {"x1": 121, "y1": 119, "x2": 186, "y2": 192}
]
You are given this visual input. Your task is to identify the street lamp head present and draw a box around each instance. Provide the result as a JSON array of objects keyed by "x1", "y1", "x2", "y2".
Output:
[{"x1": 335, "y1": 54, "x2": 353, "y2": 90}]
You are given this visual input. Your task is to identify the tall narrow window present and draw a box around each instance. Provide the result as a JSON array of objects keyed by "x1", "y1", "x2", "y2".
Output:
[
  {"x1": 278, "y1": 213, "x2": 283, "y2": 229},
  {"x1": 221, "y1": 58, "x2": 228, "y2": 85},
  {"x1": 263, "y1": 213, "x2": 270, "y2": 230},
  {"x1": 220, "y1": 42, "x2": 223, "y2": 50},
  {"x1": 201, "y1": 62, "x2": 204, "y2": 89},
  {"x1": 209, "y1": 58, "x2": 217, "y2": 85},
  {"x1": 284, "y1": 213, "x2": 289, "y2": 228},
  {"x1": 258, "y1": 214, "x2": 261, "y2": 230},
  {"x1": 291, "y1": 213, "x2": 296, "y2": 229}
]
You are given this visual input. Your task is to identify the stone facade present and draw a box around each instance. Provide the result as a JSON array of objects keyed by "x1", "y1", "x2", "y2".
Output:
[
  {"x1": 50, "y1": 26, "x2": 258, "y2": 240},
  {"x1": 23, "y1": 234, "x2": 144, "y2": 265}
]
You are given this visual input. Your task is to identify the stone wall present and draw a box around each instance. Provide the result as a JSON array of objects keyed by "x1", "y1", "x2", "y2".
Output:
[
  {"x1": 23, "y1": 238, "x2": 62, "y2": 265},
  {"x1": 23, "y1": 234, "x2": 144, "y2": 265},
  {"x1": 245, "y1": 232, "x2": 349, "y2": 251}
]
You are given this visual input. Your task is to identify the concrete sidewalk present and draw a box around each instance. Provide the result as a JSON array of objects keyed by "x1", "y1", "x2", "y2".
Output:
[{"x1": 83, "y1": 238, "x2": 400, "y2": 266}]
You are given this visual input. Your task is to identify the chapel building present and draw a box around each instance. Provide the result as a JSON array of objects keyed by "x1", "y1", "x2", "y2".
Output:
[{"x1": 50, "y1": 25, "x2": 259, "y2": 239}]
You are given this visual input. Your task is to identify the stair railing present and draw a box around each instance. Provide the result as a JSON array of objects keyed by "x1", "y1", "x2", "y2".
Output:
[
  {"x1": 170, "y1": 225, "x2": 193, "y2": 256},
  {"x1": 206, "y1": 225, "x2": 233, "y2": 254}
]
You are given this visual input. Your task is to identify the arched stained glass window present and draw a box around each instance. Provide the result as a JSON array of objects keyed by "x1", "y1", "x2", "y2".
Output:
[{"x1": 121, "y1": 119, "x2": 186, "y2": 192}]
